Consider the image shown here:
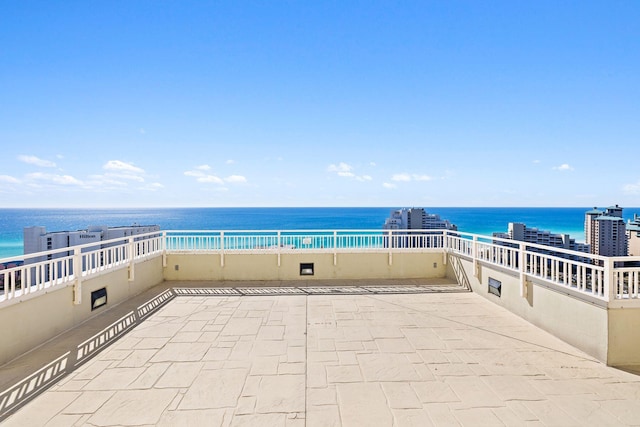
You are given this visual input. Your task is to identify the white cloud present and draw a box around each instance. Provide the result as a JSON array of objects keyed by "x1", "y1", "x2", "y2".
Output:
[
  {"x1": 383, "y1": 182, "x2": 397, "y2": 189},
  {"x1": 103, "y1": 160, "x2": 144, "y2": 174},
  {"x1": 87, "y1": 175, "x2": 128, "y2": 187},
  {"x1": 87, "y1": 160, "x2": 148, "y2": 189},
  {"x1": 391, "y1": 173, "x2": 433, "y2": 182},
  {"x1": 225, "y1": 175, "x2": 247, "y2": 183},
  {"x1": 623, "y1": 181, "x2": 640, "y2": 195},
  {"x1": 369, "y1": 162, "x2": 377, "y2": 167},
  {"x1": 553, "y1": 163, "x2": 574, "y2": 171},
  {"x1": 412, "y1": 174, "x2": 432, "y2": 181},
  {"x1": 107, "y1": 173, "x2": 145, "y2": 182},
  {"x1": 185, "y1": 166, "x2": 235, "y2": 185},
  {"x1": 26, "y1": 172, "x2": 83, "y2": 186},
  {"x1": 0, "y1": 175, "x2": 20, "y2": 184},
  {"x1": 328, "y1": 162, "x2": 353, "y2": 174},
  {"x1": 197, "y1": 175, "x2": 224, "y2": 184},
  {"x1": 392, "y1": 173, "x2": 412, "y2": 182},
  {"x1": 19, "y1": 155, "x2": 56, "y2": 168},
  {"x1": 533, "y1": 159, "x2": 541, "y2": 164},
  {"x1": 328, "y1": 162, "x2": 372, "y2": 181},
  {"x1": 226, "y1": 159, "x2": 235, "y2": 165},
  {"x1": 140, "y1": 182, "x2": 164, "y2": 191}
]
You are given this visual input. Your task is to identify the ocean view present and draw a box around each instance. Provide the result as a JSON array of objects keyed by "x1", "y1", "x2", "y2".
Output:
[{"x1": 2, "y1": 206, "x2": 639, "y2": 259}]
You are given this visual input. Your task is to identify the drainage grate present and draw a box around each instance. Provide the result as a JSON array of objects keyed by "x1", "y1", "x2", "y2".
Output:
[
  {"x1": 362, "y1": 286, "x2": 433, "y2": 293},
  {"x1": 174, "y1": 288, "x2": 242, "y2": 296},
  {"x1": 299, "y1": 287, "x2": 368, "y2": 294},
  {"x1": 172, "y1": 284, "x2": 469, "y2": 297},
  {"x1": 239, "y1": 288, "x2": 306, "y2": 295}
]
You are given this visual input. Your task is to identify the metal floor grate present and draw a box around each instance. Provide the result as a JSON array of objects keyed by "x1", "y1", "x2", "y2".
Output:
[{"x1": 173, "y1": 284, "x2": 469, "y2": 297}]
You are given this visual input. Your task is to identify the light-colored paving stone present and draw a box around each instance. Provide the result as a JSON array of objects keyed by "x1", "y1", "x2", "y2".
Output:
[
  {"x1": 255, "y1": 375, "x2": 305, "y2": 413},
  {"x1": 179, "y1": 368, "x2": 248, "y2": 409},
  {"x1": 88, "y1": 389, "x2": 178, "y2": 426},
  {"x1": 381, "y1": 382, "x2": 423, "y2": 409},
  {"x1": 336, "y1": 383, "x2": 393, "y2": 426},
  {"x1": 357, "y1": 353, "x2": 421, "y2": 381},
  {"x1": 5, "y1": 287, "x2": 640, "y2": 426}
]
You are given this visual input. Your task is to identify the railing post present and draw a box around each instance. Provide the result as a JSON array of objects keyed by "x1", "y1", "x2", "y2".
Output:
[
  {"x1": 442, "y1": 230, "x2": 448, "y2": 265},
  {"x1": 162, "y1": 231, "x2": 167, "y2": 268},
  {"x1": 73, "y1": 248, "x2": 82, "y2": 305},
  {"x1": 388, "y1": 230, "x2": 393, "y2": 266},
  {"x1": 519, "y1": 242, "x2": 526, "y2": 298},
  {"x1": 220, "y1": 231, "x2": 225, "y2": 267},
  {"x1": 277, "y1": 231, "x2": 281, "y2": 267},
  {"x1": 472, "y1": 236, "x2": 478, "y2": 277},
  {"x1": 128, "y1": 237, "x2": 135, "y2": 282},
  {"x1": 604, "y1": 257, "x2": 616, "y2": 302}
]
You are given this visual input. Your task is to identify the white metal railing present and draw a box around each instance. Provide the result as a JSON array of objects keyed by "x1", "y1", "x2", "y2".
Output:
[
  {"x1": 163, "y1": 230, "x2": 445, "y2": 252},
  {"x1": 0, "y1": 232, "x2": 163, "y2": 306},
  {"x1": 610, "y1": 257, "x2": 640, "y2": 300},
  {"x1": 2, "y1": 229, "x2": 640, "y2": 307},
  {"x1": 443, "y1": 231, "x2": 630, "y2": 302}
]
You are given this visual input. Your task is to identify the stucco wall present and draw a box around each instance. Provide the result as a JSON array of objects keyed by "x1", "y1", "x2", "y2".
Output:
[
  {"x1": 0, "y1": 256, "x2": 164, "y2": 366},
  {"x1": 447, "y1": 255, "x2": 610, "y2": 363},
  {"x1": 163, "y1": 252, "x2": 446, "y2": 281},
  {"x1": 608, "y1": 308, "x2": 640, "y2": 366}
]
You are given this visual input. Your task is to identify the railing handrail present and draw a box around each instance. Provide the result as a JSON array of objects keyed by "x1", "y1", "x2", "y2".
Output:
[{"x1": 163, "y1": 229, "x2": 445, "y2": 234}]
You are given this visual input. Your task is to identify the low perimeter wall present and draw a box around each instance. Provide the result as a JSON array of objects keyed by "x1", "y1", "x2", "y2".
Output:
[
  {"x1": 163, "y1": 252, "x2": 446, "y2": 281},
  {"x1": 0, "y1": 257, "x2": 164, "y2": 367},
  {"x1": 447, "y1": 254, "x2": 640, "y2": 367},
  {"x1": 608, "y1": 308, "x2": 640, "y2": 367}
]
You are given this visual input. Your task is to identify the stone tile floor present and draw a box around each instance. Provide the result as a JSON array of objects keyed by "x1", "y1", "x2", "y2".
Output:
[{"x1": 4, "y1": 289, "x2": 640, "y2": 426}]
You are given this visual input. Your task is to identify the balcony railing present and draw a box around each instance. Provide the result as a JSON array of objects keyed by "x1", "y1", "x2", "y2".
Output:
[
  {"x1": 0, "y1": 232, "x2": 164, "y2": 306},
  {"x1": 164, "y1": 230, "x2": 444, "y2": 252},
  {"x1": 1, "y1": 229, "x2": 639, "y2": 307}
]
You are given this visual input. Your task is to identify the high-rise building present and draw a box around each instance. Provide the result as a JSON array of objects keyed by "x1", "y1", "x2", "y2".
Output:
[
  {"x1": 383, "y1": 208, "x2": 457, "y2": 230},
  {"x1": 24, "y1": 224, "x2": 161, "y2": 256},
  {"x1": 493, "y1": 222, "x2": 589, "y2": 253},
  {"x1": 584, "y1": 205, "x2": 627, "y2": 257},
  {"x1": 627, "y1": 214, "x2": 640, "y2": 256}
]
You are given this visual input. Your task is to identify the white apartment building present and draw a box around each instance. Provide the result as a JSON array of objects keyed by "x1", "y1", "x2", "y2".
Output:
[
  {"x1": 493, "y1": 222, "x2": 589, "y2": 253},
  {"x1": 585, "y1": 206, "x2": 627, "y2": 257},
  {"x1": 24, "y1": 224, "x2": 161, "y2": 256},
  {"x1": 383, "y1": 208, "x2": 457, "y2": 230}
]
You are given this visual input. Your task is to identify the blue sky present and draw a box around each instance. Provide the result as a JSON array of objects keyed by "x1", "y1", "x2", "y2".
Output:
[{"x1": 1, "y1": 1, "x2": 639, "y2": 208}]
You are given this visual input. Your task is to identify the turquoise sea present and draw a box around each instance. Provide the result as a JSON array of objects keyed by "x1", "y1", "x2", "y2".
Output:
[{"x1": 1, "y1": 207, "x2": 639, "y2": 259}]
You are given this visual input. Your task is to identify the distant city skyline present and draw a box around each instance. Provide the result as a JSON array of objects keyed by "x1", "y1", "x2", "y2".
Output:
[{"x1": 1, "y1": 1, "x2": 639, "y2": 208}]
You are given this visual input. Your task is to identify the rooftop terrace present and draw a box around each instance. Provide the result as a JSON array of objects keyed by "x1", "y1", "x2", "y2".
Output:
[
  {"x1": 2, "y1": 230, "x2": 640, "y2": 425},
  {"x1": 5, "y1": 280, "x2": 640, "y2": 426}
]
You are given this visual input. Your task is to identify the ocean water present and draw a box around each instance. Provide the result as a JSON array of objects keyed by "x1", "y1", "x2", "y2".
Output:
[{"x1": 1, "y1": 207, "x2": 638, "y2": 259}]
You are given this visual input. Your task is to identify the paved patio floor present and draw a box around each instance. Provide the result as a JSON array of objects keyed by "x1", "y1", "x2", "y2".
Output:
[{"x1": 4, "y1": 287, "x2": 640, "y2": 426}]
